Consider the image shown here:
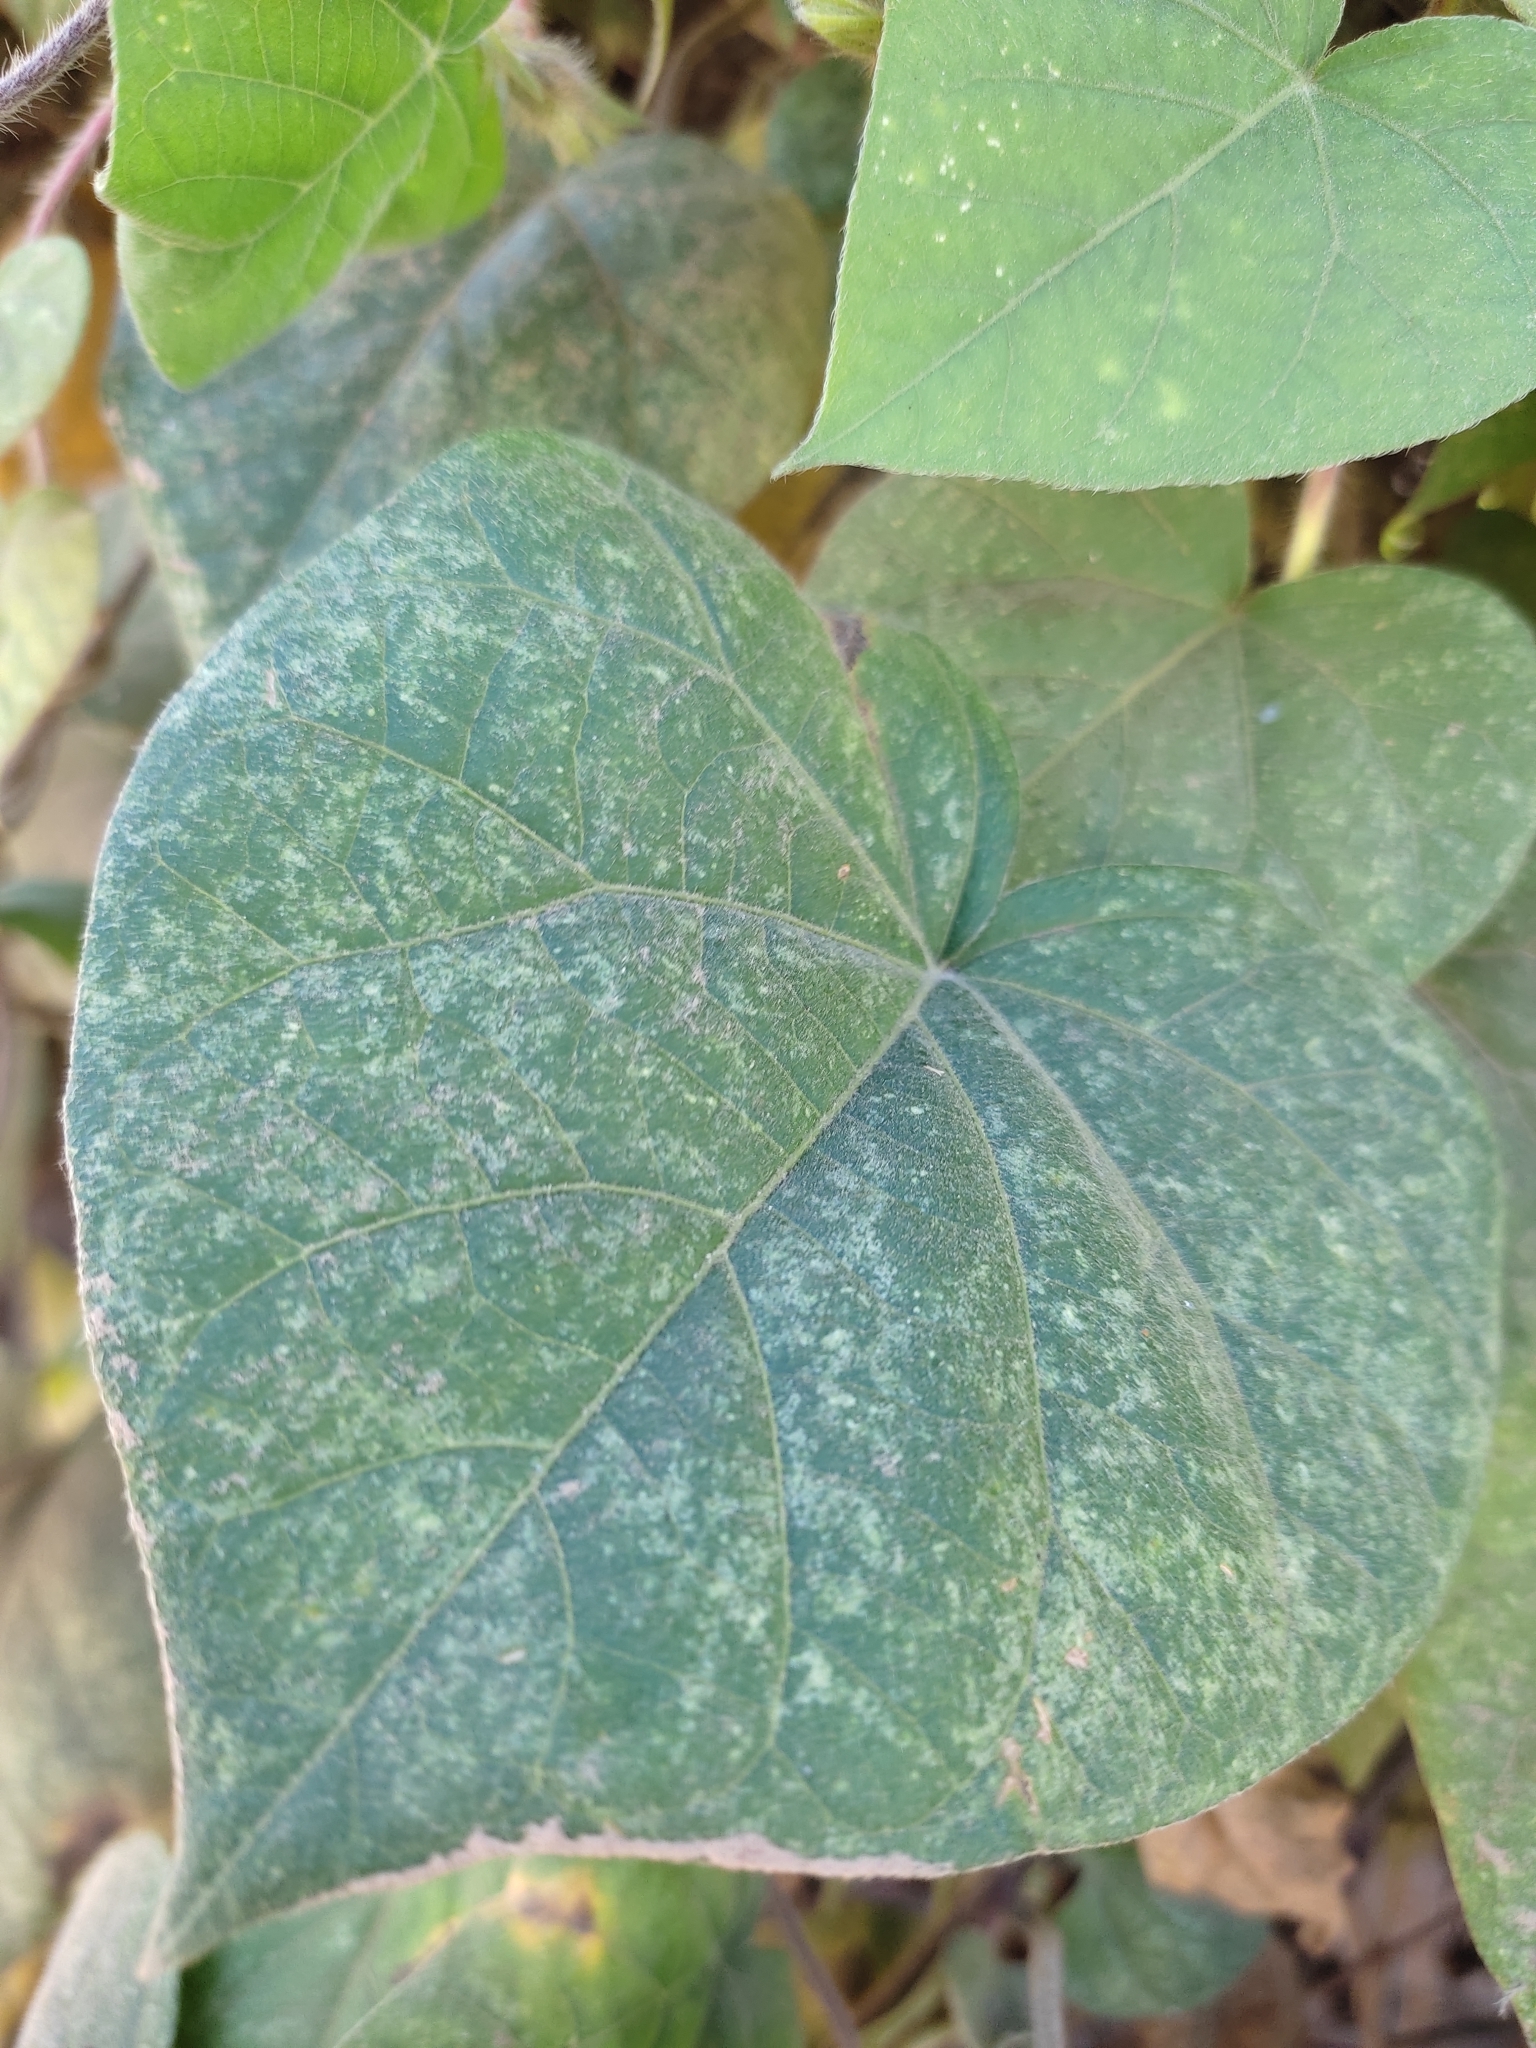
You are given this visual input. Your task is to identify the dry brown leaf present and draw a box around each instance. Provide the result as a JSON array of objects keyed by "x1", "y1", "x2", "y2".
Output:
[{"x1": 1139, "y1": 1757, "x2": 1355, "y2": 1955}]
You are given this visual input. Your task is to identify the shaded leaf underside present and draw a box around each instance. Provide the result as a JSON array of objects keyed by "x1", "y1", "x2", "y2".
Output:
[{"x1": 66, "y1": 434, "x2": 1498, "y2": 1966}]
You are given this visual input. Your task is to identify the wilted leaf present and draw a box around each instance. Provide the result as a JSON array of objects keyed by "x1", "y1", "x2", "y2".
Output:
[
  {"x1": 67, "y1": 432, "x2": 1499, "y2": 1966},
  {"x1": 1139, "y1": 1758, "x2": 1355, "y2": 1956},
  {"x1": 14, "y1": 1833, "x2": 177, "y2": 2048},
  {"x1": 1058, "y1": 1843, "x2": 1267, "y2": 2017},
  {"x1": 0, "y1": 241, "x2": 92, "y2": 459},
  {"x1": 790, "y1": 7, "x2": 1536, "y2": 488},
  {"x1": 179, "y1": 1858, "x2": 798, "y2": 2048},
  {"x1": 107, "y1": 132, "x2": 831, "y2": 651},
  {"x1": 0, "y1": 1426, "x2": 172, "y2": 1971},
  {"x1": 1400, "y1": 848, "x2": 1536, "y2": 2040},
  {"x1": 1383, "y1": 392, "x2": 1536, "y2": 557},
  {"x1": 0, "y1": 491, "x2": 98, "y2": 767},
  {"x1": 104, "y1": 0, "x2": 507, "y2": 385},
  {"x1": 808, "y1": 475, "x2": 1536, "y2": 979}
]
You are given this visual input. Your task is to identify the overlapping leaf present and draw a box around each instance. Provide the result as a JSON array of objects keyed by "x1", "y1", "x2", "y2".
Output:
[
  {"x1": 14, "y1": 1834, "x2": 177, "y2": 2048},
  {"x1": 808, "y1": 476, "x2": 1536, "y2": 979},
  {"x1": 0, "y1": 241, "x2": 92, "y2": 456},
  {"x1": 0, "y1": 491, "x2": 98, "y2": 768},
  {"x1": 107, "y1": 132, "x2": 831, "y2": 651},
  {"x1": 178, "y1": 1858, "x2": 798, "y2": 2047},
  {"x1": 104, "y1": 0, "x2": 507, "y2": 385},
  {"x1": 67, "y1": 433, "x2": 1499, "y2": 1967},
  {"x1": 1057, "y1": 1845, "x2": 1267, "y2": 2018},
  {"x1": 1401, "y1": 851, "x2": 1536, "y2": 2040},
  {"x1": 790, "y1": 3, "x2": 1536, "y2": 488}
]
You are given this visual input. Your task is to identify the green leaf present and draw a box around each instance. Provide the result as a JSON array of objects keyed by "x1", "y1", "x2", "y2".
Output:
[
  {"x1": 15, "y1": 1833, "x2": 177, "y2": 2048},
  {"x1": 942, "y1": 1927, "x2": 1030, "y2": 2048},
  {"x1": 0, "y1": 879, "x2": 91, "y2": 966},
  {"x1": 1057, "y1": 1844, "x2": 1267, "y2": 2018},
  {"x1": 0, "y1": 240, "x2": 91, "y2": 457},
  {"x1": 0, "y1": 1426, "x2": 172, "y2": 1972},
  {"x1": 103, "y1": 0, "x2": 508, "y2": 387},
  {"x1": 789, "y1": 7, "x2": 1536, "y2": 488},
  {"x1": 1401, "y1": 851, "x2": 1536, "y2": 2039},
  {"x1": 0, "y1": 491, "x2": 99, "y2": 766},
  {"x1": 1438, "y1": 508, "x2": 1536, "y2": 634},
  {"x1": 1383, "y1": 392, "x2": 1536, "y2": 557},
  {"x1": 66, "y1": 431, "x2": 1500, "y2": 1967},
  {"x1": 106, "y1": 133, "x2": 831, "y2": 653},
  {"x1": 765, "y1": 58, "x2": 870, "y2": 227},
  {"x1": 808, "y1": 476, "x2": 1536, "y2": 980},
  {"x1": 178, "y1": 1859, "x2": 798, "y2": 2048}
]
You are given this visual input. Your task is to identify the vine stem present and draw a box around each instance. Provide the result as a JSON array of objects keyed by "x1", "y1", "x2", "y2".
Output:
[
  {"x1": 24, "y1": 91, "x2": 111, "y2": 239},
  {"x1": 635, "y1": 0, "x2": 674, "y2": 111},
  {"x1": 1280, "y1": 464, "x2": 1345, "y2": 582},
  {"x1": 763, "y1": 1881, "x2": 862, "y2": 2048},
  {"x1": 1026, "y1": 1916, "x2": 1069, "y2": 2048},
  {"x1": 0, "y1": 0, "x2": 108, "y2": 132},
  {"x1": 648, "y1": 0, "x2": 758, "y2": 122}
]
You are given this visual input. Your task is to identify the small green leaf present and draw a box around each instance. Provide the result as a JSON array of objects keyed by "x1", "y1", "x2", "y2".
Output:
[
  {"x1": 0, "y1": 240, "x2": 91, "y2": 456},
  {"x1": 1057, "y1": 1844, "x2": 1267, "y2": 2018},
  {"x1": 67, "y1": 433, "x2": 1500, "y2": 1966},
  {"x1": 787, "y1": 0, "x2": 881, "y2": 62},
  {"x1": 0, "y1": 1427, "x2": 172, "y2": 1973},
  {"x1": 15, "y1": 1833, "x2": 177, "y2": 2048},
  {"x1": 1383, "y1": 392, "x2": 1536, "y2": 557},
  {"x1": 809, "y1": 476, "x2": 1536, "y2": 980},
  {"x1": 1438, "y1": 508, "x2": 1536, "y2": 633},
  {"x1": 107, "y1": 133, "x2": 831, "y2": 651},
  {"x1": 1509, "y1": 0, "x2": 1536, "y2": 22},
  {"x1": 790, "y1": 7, "x2": 1536, "y2": 488},
  {"x1": 0, "y1": 879, "x2": 91, "y2": 966},
  {"x1": 103, "y1": 0, "x2": 508, "y2": 386},
  {"x1": 178, "y1": 1859, "x2": 798, "y2": 2048},
  {"x1": 1401, "y1": 850, "x2": 1536, "y2": 2041},
  {"x1": 765, "y1": 58, "x2": 870, "y2": 226},
  {"x1": 0, "y1": 491, "x2": 99, "y2": 766},
  {"x1": 943, "y1": 1927, "x2": 1030, "y2": 2048}
]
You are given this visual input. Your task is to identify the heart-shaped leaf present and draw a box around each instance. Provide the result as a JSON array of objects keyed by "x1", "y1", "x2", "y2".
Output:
[
  {"x1": 789, "y1": 6, "x2": 1536, "y2": 488},
  {"x1": 67, "y1": 433, "x2": 1499, "y2": 1967},
  {"x1": 107, "y1": 132, "x2": 830, "y2": 654},
  {"x1": 104, "y1": 0, "x2": 507, "y2": 386},
  {"x1": 808, "y1": 476, "x2": 1536, "y2": 980},
  {"x1": 178, "y1": 1858, "x2": 797, "y2": 2048},
  {"x1": 1057, "y1": 1845, "x2": 1267, "y2": 2019},
  {"x1": 1401, "y1": 851, "x2": 1536, "y2": 2041},
  {"x1": 0, "y1": 240, "x2": 91, "y2": 458},
  {"x1": 15, "y1": 1834, "x2": 177, "y2": 2048}
]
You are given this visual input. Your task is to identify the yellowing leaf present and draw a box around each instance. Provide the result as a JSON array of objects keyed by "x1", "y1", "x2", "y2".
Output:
[
  {"x1": 0, "y1": 493, "x2": 98, "y2": 766},
  {"x1": 0, "y1": 242, "x2": 91, "y2": 458}
]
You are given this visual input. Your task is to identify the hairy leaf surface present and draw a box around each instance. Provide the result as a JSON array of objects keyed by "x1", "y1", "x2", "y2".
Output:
[
  {"x1": 15, "y1": 1834, "x2": 177, "y2": 2048},
  {"x1": 0, "y1": 240, "x2": 91, "y2": 457},
  {"x1": 791, "y1": 5, "x2": 1536, "y2": 487},
  {"x1": 178, "y1": 1859, "x2": 797, "y2": 2047},
  {"x1": 107, "y1": 132, "x2": 830, "y2": 653},
  {"x1": 809, "y1": 476, "x2": 1536, "y2": 979},
  {"x1": 1402, "y1": 853, "x2": 1536, "y2": 2040},
  {"x1": 103, "y1": 0, "x2": 507, "y2": 385},
  {"x1": 67, "y1": 433, "x2": 1500, "y2": 1967}
]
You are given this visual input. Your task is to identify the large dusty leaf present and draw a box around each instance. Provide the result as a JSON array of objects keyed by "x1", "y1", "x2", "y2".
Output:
[
  {"x1": 15, "y1": 1833, "x2": 177, "y2": 2048},
  {"x1": 790, "y1": 6, "x2": 1536, "y2": 488},
  {"x1": 1057, "y1": 1844, "x2": 1266, "y2": 2018},
  {"x1": 67, "y1": 431, "x2": 1499, "y2": 1967},
  {"x1": 0, "y1": 1427, "x2": 172, "y2": 1971},
  {"x1": 0, "y1": 241, "x2": 91, "y2": 457},
  {"x1": 107, "y1": 132, "x2": 831, "y2": 653},
  {"x1": 179, "y1": 1858, "x2": 797, "y2": 2048},
  {"x1": 808, "y1": 476, "x2": 1536, "y2": 980},
  {"x1": 1401, "y1": 853, "x2": 1536, "y2": 2040},
  {"x1": 0, "y1": 491, "x2": 99, "y2": 768},
  {"x1": 103, "y1": 0, "x2": 507, "y2": 386}
]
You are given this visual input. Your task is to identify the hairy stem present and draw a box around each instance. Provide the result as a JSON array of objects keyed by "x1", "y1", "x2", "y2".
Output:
[
  {"x1": 1026, "y1": 1916, "x2": 1069, "y2": 2048},
  {"x1": 0, "y1": 0, "x2": 109, "y2": 132},
  {"x1": 24, "y1": 91, "x2": 112, "y2": 239}
]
